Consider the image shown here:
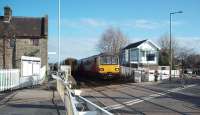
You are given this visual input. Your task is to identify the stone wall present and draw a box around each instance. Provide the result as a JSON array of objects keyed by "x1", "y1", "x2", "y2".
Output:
[
  {"x1": 0, "y1": 37, "x2": 47, "y2": 69},
  {"x1": 15, "y1": 37, "x2": 47, "y2": 68},
  {"x1": 40, "y1": 38, "x2": 48, "y2": 67}
]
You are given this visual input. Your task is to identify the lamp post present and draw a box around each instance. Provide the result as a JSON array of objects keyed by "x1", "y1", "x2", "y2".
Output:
[
  {"x1": 57, "y1": 0, "x2": 61, "y2": 73},
  {"x1": 169, "y1": 11, "x2": 183, "y2": 81}
]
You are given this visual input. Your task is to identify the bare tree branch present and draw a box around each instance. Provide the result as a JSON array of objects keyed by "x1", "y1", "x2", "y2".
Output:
[{"x1": 97, "y1": 27, "x2": 129, "y2": 54}]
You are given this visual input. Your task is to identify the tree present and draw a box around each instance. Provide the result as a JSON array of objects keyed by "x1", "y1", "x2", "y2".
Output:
[
  {"x1": 0, "y1": 22, "x2": 15, "y2": 69},
  {"x1": 157, "y1": 34, "x2": 179, "y2": 66},
  {"x1": 185, "y1": 54, "x2": 200, "y2": 69},
  {"x1": 158, "y1": 34, "x2": 179, "y2": 55},
  {"x1": 157, "y1": 34, "x2": 195, "y2": 70},
  {"x1": 176, "y1": 47, "x2": 194, "y2": 72},
  {"x1": 158, "y1": 49, "x2": 170, "y2": 66},
  {"x1": 97, "y1": 27, "x2": 129, "y2": 54}
]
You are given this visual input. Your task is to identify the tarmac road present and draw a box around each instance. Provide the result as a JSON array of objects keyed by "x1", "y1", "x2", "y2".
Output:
[{"x1": 80, "y1": 77, "x2": 200, "y2": 115}]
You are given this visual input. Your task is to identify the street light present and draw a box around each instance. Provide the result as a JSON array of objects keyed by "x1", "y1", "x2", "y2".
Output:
[{"x1": 169, "y1": 11, "x2": 183, "y2": 81}]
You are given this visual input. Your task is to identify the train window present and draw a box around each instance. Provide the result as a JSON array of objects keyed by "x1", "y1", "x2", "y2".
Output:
[
  {"x1": 112, "y1": 56, "x2": 118, "y2": 64},
  {"x1": 107, "y1": 57, "x2": 112, "y2": 64},
  {"x1": 100, "y1": 56, "x2": 118, "y2": 65},
  {"x1": 100, "y1": 57, "x2": 105, "y2": 64},
  {"x1": 86, "y1": 60, "x2": 91, "y2": 65},
  {"x1": 100, "y1": 56, "x2": 111, "y2": 64}
]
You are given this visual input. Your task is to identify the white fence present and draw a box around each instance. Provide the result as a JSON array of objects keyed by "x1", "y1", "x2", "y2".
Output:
[
  {"x1": 120, "y1": 66, "x2": 136, "y2": 77},
  {"x1": 147, "y1": 70, "x2": 179, "y2": 81},
  {"x1": 0, "y1": 69, "x2": 20, "y2": 91},
  {"x1": 0, "y1": 66, "x2": 46, "y2": 92},
  {"x1": 120, "y1": 66, "x2": 180, "y2": 82}
]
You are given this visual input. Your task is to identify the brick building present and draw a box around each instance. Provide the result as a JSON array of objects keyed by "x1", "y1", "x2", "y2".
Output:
[{"x1": 0, "y1": 6, "x2": 48, "y2": 69}]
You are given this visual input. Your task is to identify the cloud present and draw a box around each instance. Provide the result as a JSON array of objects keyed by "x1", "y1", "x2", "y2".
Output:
[
  {"x1": 80, "y1": 18, "x2": 107, "y2": 27},
  {"x1": 61, "y1": 18, "x2": 183, "y2": 30},
  {"x1": 163, "y1": 20, "x2": 183, "y2": 26},
  {"x1": 176, "y1": 36, "x2": 200, "y2": 54},
  {"x1": 61, "y1": 18, "x2": 108, "y2": 28},
  {"x1": 132, "y1": 19, "x2": 159, "y2": 29},
  {"x1": 48, "y1": 37, "x2": 99, "y2": 62},
  {"x1": 124, "y1": 19, "x2": 183, "y2": 30},
  {"x1": 47, "y1": 18, "x2": 185, "y2": 63}
]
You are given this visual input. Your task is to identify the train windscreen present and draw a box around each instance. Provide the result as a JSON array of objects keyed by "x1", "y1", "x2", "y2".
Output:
[{"x1": 100, "y1": 56, "x2": 118, "y2": 65}]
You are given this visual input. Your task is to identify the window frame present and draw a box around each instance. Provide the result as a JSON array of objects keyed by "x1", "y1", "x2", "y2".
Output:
[{"x1": 32, "y1": 39, "x2": 39, "y2": 46}]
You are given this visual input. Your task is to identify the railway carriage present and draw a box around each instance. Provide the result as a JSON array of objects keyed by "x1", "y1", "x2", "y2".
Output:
[
  {"x1": 78, "y1": 53, "x2": 120, "y2": 78},
  {"x1": 62, "y1": 58, "x2": 78, "y2": 76}
]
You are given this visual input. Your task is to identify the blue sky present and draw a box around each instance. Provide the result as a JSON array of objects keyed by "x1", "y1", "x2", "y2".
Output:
[{"x1": 0, "y1": 0, "x2": 200, "y2": 62}]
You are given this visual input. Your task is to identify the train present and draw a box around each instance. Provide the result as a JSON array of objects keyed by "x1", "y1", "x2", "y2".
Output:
[
  {"x1": 62, "y1": 58, "x2": 78, "y2": 76},
  {"x1": 77, "y1": 53, "x2": 120, "y2": 78}
]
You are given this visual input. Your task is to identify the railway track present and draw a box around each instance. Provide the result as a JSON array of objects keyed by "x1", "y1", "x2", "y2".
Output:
[
  {"x1": 78, "y1": 77, "x2": 131, "y2": 114},
  {"x1": 75, "y1": 75, "x2": 133, "y2": 88},
  {"x1": 82, "y1": 94, "x2": 107, "y2": 107}
]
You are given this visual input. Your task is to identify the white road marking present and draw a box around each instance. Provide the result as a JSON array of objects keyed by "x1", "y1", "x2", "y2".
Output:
[{"x1": 104, "y1": 84, "x2": 196, "y2": 110}]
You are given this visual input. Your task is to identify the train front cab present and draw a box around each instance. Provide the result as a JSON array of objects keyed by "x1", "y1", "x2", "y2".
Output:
[{"x1": 97, "y1": 55, "x2": 120, "y2": 78}]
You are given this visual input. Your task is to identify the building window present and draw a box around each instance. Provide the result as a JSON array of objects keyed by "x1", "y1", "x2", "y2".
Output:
[
  {"x1": 146, "y1": 53, "x2": 155, "y2": 61},
  {"x1": 161, "y1": 67, "x2": 166, "y2": 70},
  {"x1": 9, "y1": 39, "x2": 16, "y2": 48},
  {"x1": 130, "y1": 49, "x2": 138, "y2": 61},
  {"x1": 32, "y1": 39, "x2": 39, "y2": 46},
  {"x1": 141, "y1": 51, "x2": 145, "y2": 57}
]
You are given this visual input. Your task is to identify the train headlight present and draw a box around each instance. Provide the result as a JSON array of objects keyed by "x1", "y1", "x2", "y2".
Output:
[
  {"x1": 99, "y1": 68, "x2": 104, "y2": 71},
  {"x1": 115, "y1": 68, "x2": 119, "y2": 71}
]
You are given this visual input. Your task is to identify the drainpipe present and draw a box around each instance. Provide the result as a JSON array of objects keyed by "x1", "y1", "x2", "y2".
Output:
[
  {"x1": 12, "y1": 35, "x2": 16, "y2": 68},
  {"x1": 3, "y1": 37, "x2": 6, "y2": 69}
]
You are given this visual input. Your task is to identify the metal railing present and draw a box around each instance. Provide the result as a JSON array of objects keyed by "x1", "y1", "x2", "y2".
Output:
[
  {"x1": 55, "y1": 76, "x2": 113, "y2": 115},
  {"x1": 53, "y1": 65, "x2": 113, "y2": 115}
]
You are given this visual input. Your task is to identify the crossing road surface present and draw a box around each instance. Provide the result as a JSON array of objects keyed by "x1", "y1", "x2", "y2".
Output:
[
  {"x1": 80, "y1": 78, "x2": 200, "y2": 115},
  {"x1": 0, "y1": 84, "x2": 65, "y2": 115}
]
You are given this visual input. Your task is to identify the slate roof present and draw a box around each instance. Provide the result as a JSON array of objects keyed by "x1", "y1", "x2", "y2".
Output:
[
  {"x1": 0, "y1": 16, "x2": 48, "y2": 38},
  {"x1": 123, "y1": 40, "x2": 147, "y2": 50}
]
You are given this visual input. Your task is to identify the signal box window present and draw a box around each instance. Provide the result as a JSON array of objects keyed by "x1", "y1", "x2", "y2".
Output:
[{"x1": 146, "y1": 54, "x2": 155, "y2": 61}]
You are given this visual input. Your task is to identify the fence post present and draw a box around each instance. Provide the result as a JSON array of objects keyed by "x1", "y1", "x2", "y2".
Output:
[
  {"x1": 0, "y1": 71, "x2": 2, "y2": 91},
  {"x1": 6, "y1": 70, "x2": 8, "y2": 90},
  {"x1": 2, "y1": 71, "x2": 4, "y2": 91},
  {"x1": 18, "y1": 70, "x2": 20, "y2": 89},
  {"x1": 9, "y1": 70, "x2": 11, "y2": 91}
]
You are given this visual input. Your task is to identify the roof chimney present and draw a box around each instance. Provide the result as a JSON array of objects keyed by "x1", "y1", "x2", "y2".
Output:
[
  {"x1": 4, "y1": 6, "x2": 12, "y2": 22},
  {"x1": 41, "y1": 15, "x2": 48, "y2": 37}
]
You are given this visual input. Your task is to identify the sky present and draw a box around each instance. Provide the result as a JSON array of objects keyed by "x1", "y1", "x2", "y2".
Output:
[{"x1": 0, "y1": 0, "x2": 200, "y2": 63}]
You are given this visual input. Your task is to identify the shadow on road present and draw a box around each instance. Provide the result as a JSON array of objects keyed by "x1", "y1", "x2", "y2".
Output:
[
  {"x1": 0, "y1": 92, "x2": 18, "y2": 106},
  {"x1": 7, "y1": 103, "x2": 65, "y2": 110}
]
